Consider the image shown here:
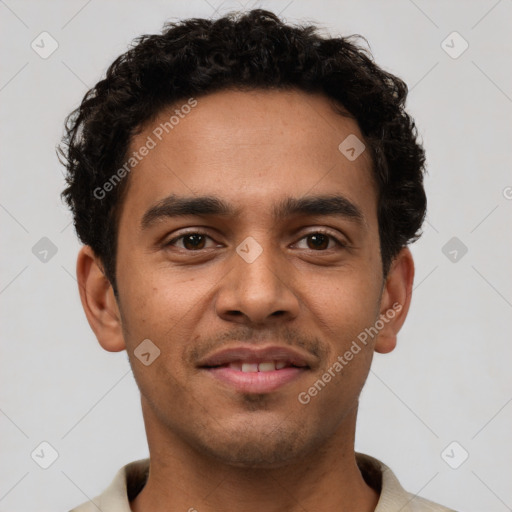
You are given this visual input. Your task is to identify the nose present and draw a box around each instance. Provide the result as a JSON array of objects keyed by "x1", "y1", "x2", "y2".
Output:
[{"x1": 215, "y1": 239, "x2": 300, "y2": 326}]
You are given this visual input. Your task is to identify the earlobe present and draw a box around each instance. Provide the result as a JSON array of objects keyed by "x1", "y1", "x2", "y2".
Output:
[
  {"x1": 374, "y1": 247, "x2": 415, "y2": 354},
  {"x1": 76, "y1": 246, "x2": 126, "y2": 352}
]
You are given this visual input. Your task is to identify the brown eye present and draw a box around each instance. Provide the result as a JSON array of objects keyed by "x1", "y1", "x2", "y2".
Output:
[
  {"x1": 306, "y1": 233, "x2": 330, "y2": 250},
  {"x1": 166, "y1": 232, "x2": 214, "y2": 250},
  {"x1": 294, "y1": 231, "x2": 346, "y2": 251},
  {"x1": 182, "y1": 234, "x2": 206, "y2": 250}
]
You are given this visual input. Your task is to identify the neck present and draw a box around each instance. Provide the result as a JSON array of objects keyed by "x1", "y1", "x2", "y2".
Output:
[{"x1": 131, "y1": 399, "x2": 379, "y2": 512}]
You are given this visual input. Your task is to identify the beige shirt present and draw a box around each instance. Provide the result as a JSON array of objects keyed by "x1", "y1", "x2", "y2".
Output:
[{"x1": 70, "y1": 453, "x2": 456, "y2": 511}]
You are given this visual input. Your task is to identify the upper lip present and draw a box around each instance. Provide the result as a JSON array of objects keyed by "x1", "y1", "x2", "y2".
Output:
[{"x1": 197, "y1": 345, "x2": 314, "y2": 368}]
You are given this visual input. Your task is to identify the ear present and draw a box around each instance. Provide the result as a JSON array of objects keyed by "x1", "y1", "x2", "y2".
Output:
[
  {"x1": 76, "y1": 245, "x2": 126, "y2": 352},
  {"x1": 374, "y1": 247, "x2": 415, "y2": 354}
]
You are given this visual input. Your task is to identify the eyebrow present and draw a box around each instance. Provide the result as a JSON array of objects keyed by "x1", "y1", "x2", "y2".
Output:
[{"x1": 140, "y1": 193, "x2": 365, "y2": 230}]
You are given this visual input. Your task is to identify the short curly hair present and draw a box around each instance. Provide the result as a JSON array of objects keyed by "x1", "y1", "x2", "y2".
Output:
[{"x1": 59, "y1": 8, "x2": 426, "y2": 296}]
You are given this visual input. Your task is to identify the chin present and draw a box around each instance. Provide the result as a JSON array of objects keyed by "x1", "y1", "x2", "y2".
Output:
[
  {"x1": 206, "y1": 441, "x2": 301, "y2": 468},
  {"x1": 195, "y1": 421, "x2": 316, "y2": 469}
]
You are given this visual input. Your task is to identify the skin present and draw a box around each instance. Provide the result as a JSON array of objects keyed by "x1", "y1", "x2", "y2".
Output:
[{"x1": 77, "y1": 88, "x2": 414, "y2": 512}]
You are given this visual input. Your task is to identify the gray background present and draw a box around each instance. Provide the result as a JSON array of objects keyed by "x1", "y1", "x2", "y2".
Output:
[{"x1": 1, "y1": 0, "x2": 511, "y2": 510}]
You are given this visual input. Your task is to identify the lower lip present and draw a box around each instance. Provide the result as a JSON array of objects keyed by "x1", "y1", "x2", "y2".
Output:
[{"x1": 202, "y1": 367, "x2": 307, "y2": 393}]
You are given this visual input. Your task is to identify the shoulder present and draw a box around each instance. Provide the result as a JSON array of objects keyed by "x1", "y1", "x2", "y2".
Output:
[
  {"x1": 68, "y1": 458, "x2": 150, "y2": 512},
  {"x1": 396, "y1": 490, "x2": 457, "y2": 511},
  {"x1": 356, "y1": 453, "x2": 457, "y2": 512}
]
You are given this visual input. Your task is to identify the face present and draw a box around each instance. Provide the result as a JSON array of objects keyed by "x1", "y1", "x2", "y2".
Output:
[{"x1": 106, "y1": 89, "x2": 394, "y2": 467}]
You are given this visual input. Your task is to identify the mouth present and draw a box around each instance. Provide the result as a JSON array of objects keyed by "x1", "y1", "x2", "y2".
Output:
[{"x1": 197, "y1": 346, "x2": 313, "y2": 394}]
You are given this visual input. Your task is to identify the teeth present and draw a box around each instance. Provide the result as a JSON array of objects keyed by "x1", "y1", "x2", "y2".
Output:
[
  {"x1": 241, "y1": 363, "x2": 259, "y2": 373},
  {"x1": 227, "y1": 361, "x2": 290, "y2": 372},
  {"x1": 258, "y1": 361, "x2": 276, "y2": 372}
]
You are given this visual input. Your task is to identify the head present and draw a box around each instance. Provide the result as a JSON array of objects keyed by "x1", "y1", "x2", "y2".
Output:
[{"x1": 59, "y1": 9, "x2": 425, "y2": 467}]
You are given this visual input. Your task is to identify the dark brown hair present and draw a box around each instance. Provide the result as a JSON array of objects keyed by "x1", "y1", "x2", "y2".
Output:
[{"x1": 59, "y1": 9, "x2": 426, "y2": 295}]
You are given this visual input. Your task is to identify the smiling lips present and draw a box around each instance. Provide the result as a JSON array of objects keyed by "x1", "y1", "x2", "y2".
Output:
[{"x1": 198, "y1": 345, "x2": 313, "y2": 393}]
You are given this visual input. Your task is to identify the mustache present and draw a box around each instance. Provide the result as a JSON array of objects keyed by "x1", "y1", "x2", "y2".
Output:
[{"x1": 184, "y1": 327, "x2": 328, "y2": 366}]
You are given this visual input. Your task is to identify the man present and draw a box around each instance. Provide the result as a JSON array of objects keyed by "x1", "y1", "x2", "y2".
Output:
[{"x1": 60, "y1": 8, "x2": 455, "y2": 512}]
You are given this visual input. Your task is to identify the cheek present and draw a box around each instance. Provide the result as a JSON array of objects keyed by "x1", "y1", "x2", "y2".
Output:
[
  {"x1": 118, "y1": 284, "x2": 193, "y2": 399},
  {"x1": 305, "y1": 267, "x2": 381, "y2": 338},
  {"x1": 302, "y1": 275, "x2": 379, "y2": 402},
  {"x1": 118, "y1": 268, "x2": 214, "y2": 370}
]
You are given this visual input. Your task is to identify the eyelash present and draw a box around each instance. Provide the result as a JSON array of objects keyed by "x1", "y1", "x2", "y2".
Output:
[{"x1": 165, "y1": 229, "x2": 347, "y2": 250}]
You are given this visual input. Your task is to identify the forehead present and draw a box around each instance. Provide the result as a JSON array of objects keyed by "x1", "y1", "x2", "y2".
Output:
[{"x1": 119, "y1": 88, "x2": 377, "y2": 227}]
